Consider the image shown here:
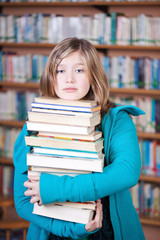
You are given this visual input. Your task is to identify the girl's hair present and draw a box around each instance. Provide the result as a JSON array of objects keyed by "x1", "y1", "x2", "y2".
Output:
[{"x1": 40, "y1": 37, "x2": 115, "y2": 116}]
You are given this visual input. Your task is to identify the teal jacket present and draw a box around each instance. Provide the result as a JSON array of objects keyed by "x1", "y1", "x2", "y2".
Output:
[{"x1": 13, "y1": 105, "x2": 145, "y2": 240}]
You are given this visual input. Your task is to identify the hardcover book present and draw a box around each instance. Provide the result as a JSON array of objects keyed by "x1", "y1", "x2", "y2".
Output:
[
  {"x1": 33, "y1": 202, "x2": 95, "y2": 224},
  {"x1": 32, "y1": 146, "x2": 104, "y2": 159},
  {"x1": 25, "y1": 135, "x2": 104, "y2": 152},
  {"x1": 28, "y1": 111, "x2": 101, "y2": 127},
  {"x1": 27, "y1": 153, "x2": 104, "y2": 172},
  {"x1": 37, "y1": 131, "x2": 102, "y2": 142},
  {"x1": 26, "y1": 121, "x2": 94, "y2": 135}
]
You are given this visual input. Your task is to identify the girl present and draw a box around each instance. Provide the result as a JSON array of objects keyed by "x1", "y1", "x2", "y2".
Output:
[{"x1": 14, "y1": 38, "x2": 145, "y2": 240}]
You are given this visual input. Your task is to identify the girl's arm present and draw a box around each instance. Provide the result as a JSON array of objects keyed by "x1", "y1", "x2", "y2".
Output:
[{"x1": 30, "y1": 110, "x2": 142, "y2": 204}]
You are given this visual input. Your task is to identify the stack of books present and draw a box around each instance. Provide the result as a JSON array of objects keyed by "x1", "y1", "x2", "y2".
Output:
[{"x1": 25, "y1": 97, "x2": 104, "y2": 224}]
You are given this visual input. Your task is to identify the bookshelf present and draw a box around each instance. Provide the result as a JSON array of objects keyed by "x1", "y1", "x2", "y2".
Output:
[{"x1": 0, "y1": 1, "x2": 160, "y2": 239}]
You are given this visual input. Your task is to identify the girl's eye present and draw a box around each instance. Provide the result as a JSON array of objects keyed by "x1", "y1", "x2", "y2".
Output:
[
  {"x1": 57, "y1": 69, "x2": 64, "y2": 73},
  {"x1": 76, "y1": 69, "x2": 83, "y2": 73}
]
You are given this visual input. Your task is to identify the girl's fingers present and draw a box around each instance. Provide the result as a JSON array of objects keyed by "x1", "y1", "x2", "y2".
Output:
[
  {"x1": 24, "y1": 188, "x2": 34, "y2": 196},
  {"x1": 85, "y1": 199, "x2": 103, "y2": 232},
  {"x1": 30, "y1": 196, "x2": 41, "y2": 204},
  {"x1": 28, "y1": 175, "x2": 40, "y2": 181},
  {"x1": 24, "y1": 180, "x2": 33, "y2": 188}
]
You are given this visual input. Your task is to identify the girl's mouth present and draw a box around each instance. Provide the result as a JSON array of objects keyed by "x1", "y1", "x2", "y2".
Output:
[{"x1": 63, "y1": 88, "x2": 77, "y2": 93}]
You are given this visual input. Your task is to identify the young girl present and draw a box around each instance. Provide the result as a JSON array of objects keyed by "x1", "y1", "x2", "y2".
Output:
[{"x1": 14, "y1": 38, "x2": 145, "y2": 240}]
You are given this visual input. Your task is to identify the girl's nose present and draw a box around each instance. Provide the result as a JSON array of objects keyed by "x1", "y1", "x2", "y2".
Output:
[{"x1": 66, "y1": 72, "x2": 75, "y2": 83}]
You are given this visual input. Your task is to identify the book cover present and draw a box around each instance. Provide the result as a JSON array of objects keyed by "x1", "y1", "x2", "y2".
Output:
[
  {"x1": 31, "y1": 107, "x2": 100, "y2": 117},
  {"x1": 33, "y1": 202, "x2": 95, "y2": 224},
  {"x1": 34, "y1": 97, "x2": 98, "y2": 108},
  {"x1": 26, "y1": 121, "x2": 94, "y2": 135},
  {"x1": 32, "y1": 146, "x2": 104, "y2": 160},
  {"x1": 28, "y1": 111, "x2": 101, "y2": 127},
  {"x1": 31, "y1": 102, "x2": 101, "y2": 113}
]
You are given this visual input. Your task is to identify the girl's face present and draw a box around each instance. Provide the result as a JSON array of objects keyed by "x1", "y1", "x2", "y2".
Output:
[{"x1": 55, "y1": 51, "x2": 90, "y2": 100}]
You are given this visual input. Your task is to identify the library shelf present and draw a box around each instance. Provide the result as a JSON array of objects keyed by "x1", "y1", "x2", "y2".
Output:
[
  {"x1": 110, "y1": 88, "x2": 160, "y2": 98},
  {"x1": 0, "y1": 219, "x2": 30, "y2": 230},
  {"x1": 0, "y1": 195, "x2": 14, "y2": 207},
  {"x1": 0, "y1": 1, "x2": 160, "y2": 7},
  {"x1": 0, "y1": 82, "x2": 160, "y2": 98},
  {"x1": 0, "y1": 157, "x2": 13, "y2": 165},
  {"x1": 139, "y1": 216, "x2": 160, "y2": 227},
  {"x1": 137, "y1": 132, "x2": 160, "y2": 140},
  {"x1": 0, "y1": 81, "x2": 39, "y2": 90},
  {"x1": 0, "y1": 120, "x2": 24, "y2": 128},
  {"x1": 0, "y1": 42, "x2": 160, "y2": 51},
  {"x1": 139, "y1": 175, "x2": 160, "y2": 184}
]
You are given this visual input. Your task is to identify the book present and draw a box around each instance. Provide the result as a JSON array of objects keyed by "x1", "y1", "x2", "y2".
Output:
[
  {"x1": 28, "y1": 166, "x2": 91, "y2": 176},
  {"x1": 26, "y1": 121, "x2": 94, "y2": 135},
  {"x1": 33, "y1": 202, "x2": 95, "y2": 224},
  {"x1": 32, "y1": 147, "x2": 104, "y2": 159},
  {"x1": 37, "y1": 131, "x2": 102, "y2": 142},
  {"x1": 25, "y1": 135, "x2": 104, "y2": 152},
  {"x1": 34, "y1": 97, "x2": 98, "y2": 108},
  {"x1": 28, "y1": 111, "x2": 101, "y2": 127},
  {"x1": 31, "y1": 102, "x2": 101, "y2": 113},
  {"x1": 31, "y1": 107, "x2": 99, "y2": 117},
  {"x1": 27, "y1": 153, "x2": 104, "y2": 172}
]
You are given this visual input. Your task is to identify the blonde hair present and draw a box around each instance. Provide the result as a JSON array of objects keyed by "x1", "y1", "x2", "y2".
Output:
[{"x1": 40, "y1": 37, "x2": 115, "y2": 116}]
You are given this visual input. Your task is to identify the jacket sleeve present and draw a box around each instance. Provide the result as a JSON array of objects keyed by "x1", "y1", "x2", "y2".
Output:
[
  {"x1": 13, "y1": 125, "x2": 97, "y2": 239},
  {"x1": 40, "y1": 110, "x2": 142, "y2": 204}
]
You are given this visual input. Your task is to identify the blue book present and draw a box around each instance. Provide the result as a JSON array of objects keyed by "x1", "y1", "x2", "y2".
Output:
[
  {"x1": 145, "y1": 140, "x2": 150, "y2": 174},
  {"x1": 37, "y1": 13, "x2": 43, "y2": 42},
  {"x1": 110, "y1": 12, "x2": 117, "y2": 45},
  {"x1": 138, "y1": 58, "x2": 145, "y2": 88},
  {"x1": 156, "y1": 145, "x2": 160, "y2": 176},
  {"x1": 155, "y1": 100, "x2": 160, "y2": 133},
  {"x1": 151, "y1": 99, "x2": 156, "y2": 132},
  {"x1": 158, "y1": 60, "x2": 160, "y2": 89},
  {"x1": 43, "y1": 55, "x2": 48, "y2": 69},
  {"x1": 33, "y1": 147, "x2": 103, "y2": 160},
  {"x1": 134, "y1": 59, "x2": 139, "y2": 88},
  {"x1": 32, "y1": 54, "x2": 38, "y2": 82},
  {"x1": 151, "y1": 59, "x2": 158, "y2": 89},
  {"x1": 118, "y1": 56, "x2": 124, "y2": 88},
  {"x1": 103, "y1": 56, "x2": 110, "y2": 79}
]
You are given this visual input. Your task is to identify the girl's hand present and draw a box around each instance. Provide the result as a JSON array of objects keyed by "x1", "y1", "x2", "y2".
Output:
[
  {"x1": 24, "y1": 176, "x2": 42, "y2": 205},
  {"x1": 85, "y1": 199, "x2": 103, "y2": 232}
]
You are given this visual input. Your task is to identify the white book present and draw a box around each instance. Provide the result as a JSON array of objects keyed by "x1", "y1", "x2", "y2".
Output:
[
  {"x1": 32, "y1": 107, "x2": 99, "y2": 117},
  {"x1": 131, "y1": 17, "x2": 138, "y2": 45},
  {"x1": 27, "y1": 153, "x2": 104, "y2": 172},
  {"x1": 28, "y1": 166, "x2": 91, "y2": 177},
  {"x1": 38, "y1": 130, "x2": 102, "y2": 142},
  {"x1": 104, "y1": 15, "x2": 111, "y2": 45},
  {"x1": 0, "y1": 15, "x2": 7, "y2": 42},
  {"x1": 33, "y1": 202, "x2": 95, "y2": 224},
  {"x1": 110, "y1": 57, "x2": 119, "y2": 88},
  {"x1": 25, "y1": 135, "x2": 104, "y2": 152},
  {"x1": 28, "y1": 111, "x2": 101, "y2": 127},
  {"x1": 33, "y1": 146, "x2": 103, "y2": 159},
  {"x1": 6, "y1": 15, "x2": 15, "y2": 43},
  {"x1": 26, "y1": 121, "x2": 94, "y2": 135},
  {"x1": 48, "y1": 14, "x2": 56, "y2": 43}
]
